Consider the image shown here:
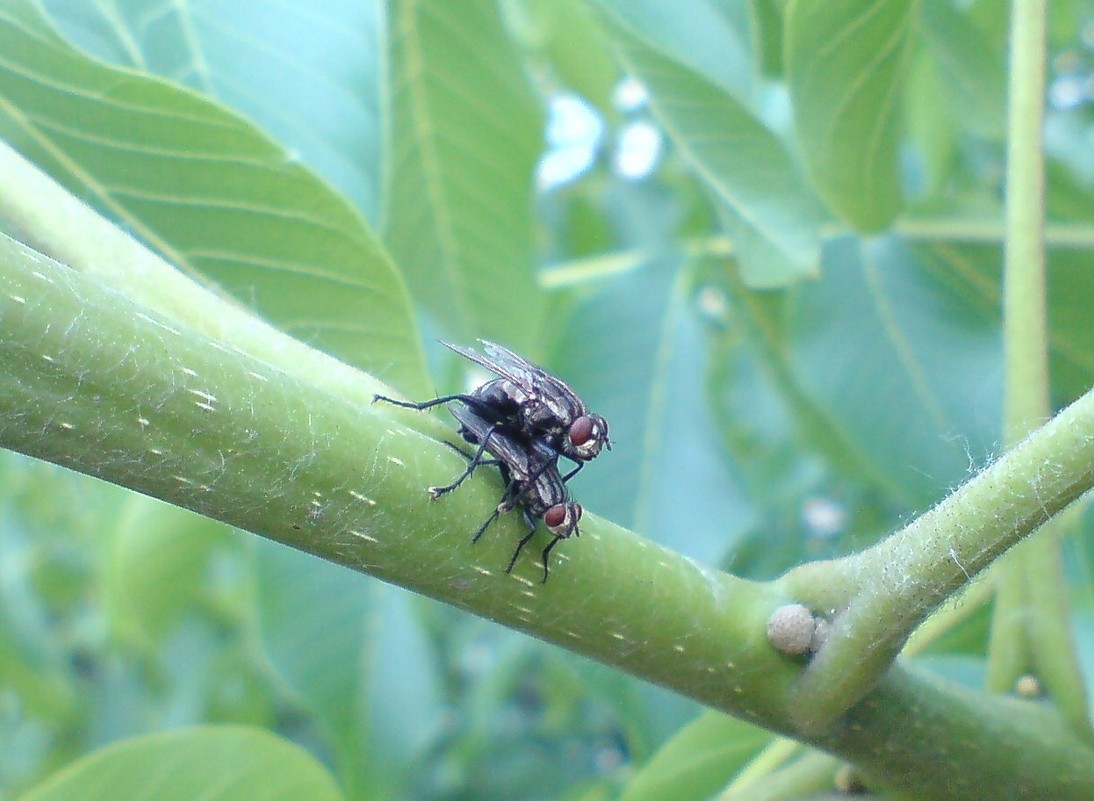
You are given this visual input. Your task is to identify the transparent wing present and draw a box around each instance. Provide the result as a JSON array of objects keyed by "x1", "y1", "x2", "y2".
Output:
[
  {"x1": 477, "y1": 340, "x2": 583, "y2": 408},
  {"x1": 441, "y1": 340, "x2": 530, "y2": 389},
  {"x1": 478, "y1": 341, "x2": 549, "y2": 384}
]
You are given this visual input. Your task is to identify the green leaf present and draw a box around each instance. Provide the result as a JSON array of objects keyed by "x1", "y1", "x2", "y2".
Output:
[
  {"x1": 784, "y1": 237, "x2": 1002, "y2": 504},
  {"x1": 617, "y1": 710, "x2": 770, "y2": 801},
  {"x1": 254, "y1": 542, "x2": 378, "y2": 796},
  {"x1": 694, "y1": 233, "x2": 1007, "y2": 570},
  {"x1": 919, "y1": 0, "x2": 1006, "y2": 141},
  {"x1": 41, "y1": 0, "x2": 386, "y2": 225},
  {"x1": 0, "y1": 1, "x2": 428, "y2": 395},
  {"x1": 909, "y1": 240, "x2": 1094, "y2": 405},
  {"x1": 753, "y1": 0, "x2": 787, "y2": 78},
  {"x1": 906, "y1": 49, "x2": 958, "y2": 198},
  {"x1": 104, "y1": 497, "x2": 228, "y2": 650},
  {"x1": 787, "y1": 0, "x2": 917, "y2": 231},
  {"x1": 15, "y1": 726, "x2": 343, "y2": 801},
  {"x1": 592, "y1": 5, "x2": 823, "y2": 287},
  {"x1": 588, "y1": 0, "x2": 755, "y2": 98},
  {"x1": 385, "y1": 0, "x2": 545, "y2": 349},
  {"x1": 253, "y1": 542, "x2": 442, "y2": 800},
  {"x1": 517, "y1": 0, "x2": 622, "y2": 112}
]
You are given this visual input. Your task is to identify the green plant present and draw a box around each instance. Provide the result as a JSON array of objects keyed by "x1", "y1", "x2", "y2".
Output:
[{"x1": 1, "y1": 1, "x2": 1093, "y2": 800}]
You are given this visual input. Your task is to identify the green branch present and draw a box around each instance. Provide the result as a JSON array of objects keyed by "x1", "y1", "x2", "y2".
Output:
[
  {"x1": 3, "y1": 229, "x2": 1094, "y2": 799},
  {"x1": 0, "y1": 230, "x2": 794, "y2": 720},
  {"x1": 985, "y1": 0, "x2": 1090, "y2": 731},
  {"x1": 780, "y1": 385, "x2": 1094, "y2": 728},
  {"x1": 0, "y1": 140, "x2": 443, "y2": 433},
  {"x1": 776, "y1": 0, "x2": 1094, "y2": 737}
]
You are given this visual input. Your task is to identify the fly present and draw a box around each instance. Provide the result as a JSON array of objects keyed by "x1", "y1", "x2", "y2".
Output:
[
  {"x1": 375, "y1": 340, "x2": 610, "y2": 477},
  {"x1": 440, "y1": 404, "x2": 582, "y2": 583},
  {"x1": 373, "y1": 340, "x2": 604, "y2": 581}
]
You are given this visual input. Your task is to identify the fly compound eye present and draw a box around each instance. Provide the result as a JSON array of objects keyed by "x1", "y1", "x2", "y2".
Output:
[
  {"x1": 569, "y1": 416, "x2": 595, "y2": 446},
  {"x1": 544, "y1": 505, "x2": 568, "y2": 532},
  {"x1": 546, "y1": 503, "x2": 582, "y2": 536},
  {"x1": 569, "y1": 416, "x2": 606, "y2": 459}
]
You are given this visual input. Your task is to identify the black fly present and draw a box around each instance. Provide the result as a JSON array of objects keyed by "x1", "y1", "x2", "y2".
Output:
[
  {"x1": 373, "y1": 340, "x2": 604, "y2": 581},
  {"x1": 376, "y1": 340, "x2": 610, "y2": 476},
  {"x1": 444, "y1": 405, "x2": 582, "y2": 582}
]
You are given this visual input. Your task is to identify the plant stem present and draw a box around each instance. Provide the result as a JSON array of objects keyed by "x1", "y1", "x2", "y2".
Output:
[
  {"x1": 3, "y1": 229, "x2": 1094, "y2": 798},
  {"x1": 0, "y1": 231, "x2": 794, "y2": 722},
  {"x1": 780, "y1": 386, "x2": 1094, "y2": 728},
  {"x1": 721, "y1": 748, "x2": 838, "y2": 800},
  {"x1": 984, "y1": 0, "x2": 1090, "y2": 732},
  {"x1": 0, "y1": 140, "x2": 439, "y2": 412},
  {"x1": 1001, "y1": 3, "x2": 1049, "y2": 435}
]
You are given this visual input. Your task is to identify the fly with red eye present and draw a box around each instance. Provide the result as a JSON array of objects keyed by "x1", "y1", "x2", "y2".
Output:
[
  {"x1": 440, "y1": 340, "x2": 611, "y2": 472},
  {"x1": 373, "y1": 341, "x2": 607, "y2": 581},
  {"x1": 375, "y1": 340, "x2": 610, "y2": 480},
  {"x1": 444, "y1": 404, "x2": 583, "y2": 583}
]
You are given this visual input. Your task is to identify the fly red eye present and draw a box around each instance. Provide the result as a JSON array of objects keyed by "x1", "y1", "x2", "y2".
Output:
[
  {"x1": 544, "y1": 505, "x2": 568, "y2": 528},
  {"x1": 569, "y1": 416, "x2": 595, "y2": 446}
]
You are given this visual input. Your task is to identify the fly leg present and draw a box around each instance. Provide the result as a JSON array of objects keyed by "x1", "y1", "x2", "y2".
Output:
[
  {"x1": 373, "y1": 392, "x2": 471, "y2": 411},
  {"x1": 471, "y1": 488, "x2": 516, "y2": 545},
  {"x1": 374, "y1": 393, "x2": 502, "y2": 423},
  {"x1": 505, "y1": 509, "x2": 539, "y2": 574},
  {"x1": 435, "y1": 439, "x2": 502, "y2": 468},
  {"x1": 470, "y1": 507, "x2": 502, "y2": 544},
  {"x1": 429, "y1": 423, "x2": 501, "y2": 498},
  {"x1": 561, "y1": 461, "x2": 583, "y2": 483},
  {"x1": 539, "y1": 535, "x2": 564, "y2": 583}
]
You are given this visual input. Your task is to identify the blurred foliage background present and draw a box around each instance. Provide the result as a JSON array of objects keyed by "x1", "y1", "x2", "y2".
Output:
[{"x1": 1, "y1": 1, "x2": 1093, "y2": 800}]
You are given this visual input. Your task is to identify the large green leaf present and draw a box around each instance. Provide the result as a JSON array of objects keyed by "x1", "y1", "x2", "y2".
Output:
[
  {"x1": 591, "y1": 4, "x2": 823, "y2": 287},
  {"x1": 385, "y1": 0, "x2": 545, "y2": 350},
  {"x1": 519, "y1": 0, "x2": 621, "y2": 112},
  {"x1": 605, "y1": 231, "x2": 1007, "y2": 577},
  {"x1": 918, "y1": 0, "x2": 1006, "y2": 141},
  {"x1": 41, "y1": 0, "x2": 386, "y2": 225},
  {"x1": 741, "y1": 236, "x2": 1002, "y2": 499},
  {"x1": 788, "y1": 237, "x2": 1002, "y2": 501},
  {"x1": 910, "y1": 240, "x2": 1094, "y2": 405},
  {"x1": 587, "y1": 0, "x2": 755, "y2": 99},
  {"x1": 787, "y1": 0, "x2": 917, "y2": 231},
  {"x1": 253, "y1": 540, "x2": 442, "y2": 801},
  {"x1": 617, "y1": 710, "x2": 770, "y2": 801},
  {"x1": 15, "y1": 726, "x2": 343, "y2": 801},
  {"x1": 103, "y1": 496, "x2": 231, "y2": 651},
  {"x1": 0, "y1": 1, "x2": 427, "y2": 394}
]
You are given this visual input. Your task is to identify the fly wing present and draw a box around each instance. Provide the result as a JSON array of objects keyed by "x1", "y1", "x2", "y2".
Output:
[
  {"x1": 441, "y1": 340, "x2": 529, "y2": 389},
  {"x1": 479, "y1": 341, "x2": 585, "y2": 412},
  {"x1": 443, "y1": 340, "x2": 587, "y2": 421},
  {"x1": 449, "y1": 403, "x2": 534, "y2": 480}
]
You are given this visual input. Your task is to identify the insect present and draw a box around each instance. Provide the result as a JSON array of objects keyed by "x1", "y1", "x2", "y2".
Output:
[
  {"x1": 373, "y1": 340, "x2": 603, "y2": 580},
  {"x1": 375, "y1": 340, "x2": 610, "y2": 476},
  {"x1": 444, "y1": 404, "x2": 582, "y2": 582}
]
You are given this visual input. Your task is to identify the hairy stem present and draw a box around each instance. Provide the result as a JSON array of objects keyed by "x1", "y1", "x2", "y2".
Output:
[
  {"x1": 984, "y1": 0, "x2": 1090, "y2": 732},
  {"x1": 780, "y1": 385, "x2": 1094, "y2": 728},
  {"x1": 0, "y1": 140, "x2": 440, "y2": 425},
  {"x1": 3, "y1": 230, "x2": 1094, "y2": 798}
]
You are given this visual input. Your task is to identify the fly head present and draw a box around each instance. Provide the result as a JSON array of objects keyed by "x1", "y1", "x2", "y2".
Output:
[{"x1": 543, "y1": 502, "x2": 582, "y2": 538}]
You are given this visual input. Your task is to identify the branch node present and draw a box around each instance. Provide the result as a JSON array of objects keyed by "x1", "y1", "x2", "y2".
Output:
[{"x1": 767, "y1": 603, "x2": 826, "y2": 658}]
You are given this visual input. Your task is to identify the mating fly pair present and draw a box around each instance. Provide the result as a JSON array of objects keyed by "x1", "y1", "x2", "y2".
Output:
[{"x1": 375, "y1": 341, "x2": 610, "y2": 582}]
